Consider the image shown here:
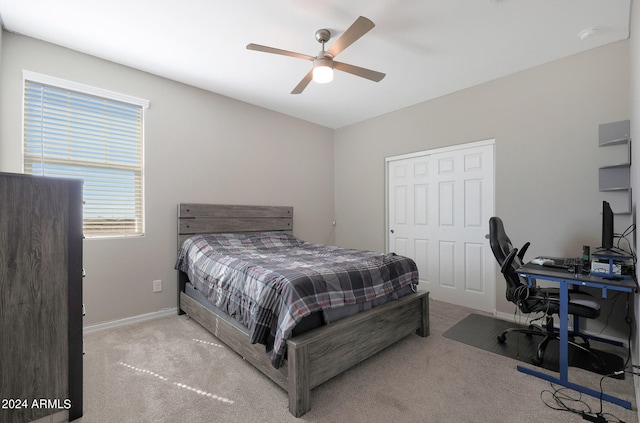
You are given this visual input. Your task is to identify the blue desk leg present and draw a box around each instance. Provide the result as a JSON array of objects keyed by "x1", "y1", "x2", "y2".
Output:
[{"x1": 518, "y1": 277, "x2": 632, "y2": 410}]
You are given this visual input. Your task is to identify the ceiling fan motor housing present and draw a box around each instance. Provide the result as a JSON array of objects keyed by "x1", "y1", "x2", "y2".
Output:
[{"x1": 315, "y1": 29, "x2": 331, "y2": 45}]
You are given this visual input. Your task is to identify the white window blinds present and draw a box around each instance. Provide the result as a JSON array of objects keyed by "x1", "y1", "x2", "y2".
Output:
[{"x1": 23, "y1": 71, "x2": 149, "y2": 238}]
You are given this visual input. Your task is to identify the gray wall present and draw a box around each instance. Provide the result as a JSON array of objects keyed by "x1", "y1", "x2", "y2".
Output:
[
  {"x1": 0, "y1": 32, "x2": 335, "y2": 326},
  {"x1": 334, "y1": 41, "x2": 631, "y2": 329},
  {"x1": 629, "y1": 0, "x2": 640, "y2": 398}
]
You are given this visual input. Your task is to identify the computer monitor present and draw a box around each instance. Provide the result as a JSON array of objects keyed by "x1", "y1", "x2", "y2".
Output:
[{"x1": 601, "y1": 200, "x2": 614, "y2": 251}]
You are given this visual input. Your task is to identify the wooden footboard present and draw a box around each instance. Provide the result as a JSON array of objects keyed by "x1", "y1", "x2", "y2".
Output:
[
  {"x1": 180, "y1": 288, "x2": 429, "y2": 417},
  {"x1": 286, "y1": 290, "x2": 429, "y2": 416}
]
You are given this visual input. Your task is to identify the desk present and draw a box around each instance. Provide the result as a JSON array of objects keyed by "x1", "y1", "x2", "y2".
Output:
[{"x1": 517, "y1": 262, "x2": 637, "y2": 409}]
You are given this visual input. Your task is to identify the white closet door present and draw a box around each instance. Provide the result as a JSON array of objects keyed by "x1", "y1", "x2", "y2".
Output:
[{"x1": 387, "y1": 140, "x2": 495, "y2": 313}]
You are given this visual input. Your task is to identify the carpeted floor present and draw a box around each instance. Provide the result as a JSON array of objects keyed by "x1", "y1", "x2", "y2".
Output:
[{"x1": 77, "y1": 299, "x2": 638, "y2": 423}]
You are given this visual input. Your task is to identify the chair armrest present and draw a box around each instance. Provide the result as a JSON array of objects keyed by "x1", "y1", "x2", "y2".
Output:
[
  {"x1": 501, "y1": 248, "x2": 518, "y2": 275},
  {"x1": 517, "y1": 242, "x2": 530, "y2": 262}
]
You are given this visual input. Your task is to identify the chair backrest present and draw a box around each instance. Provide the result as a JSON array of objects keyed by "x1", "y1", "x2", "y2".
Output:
[
  {"x1": 489, "y1": 217, "x2": 543, "y2": 313},
  {"x1": 489, "y1": 216, "x2": 518, "y2": 267}
]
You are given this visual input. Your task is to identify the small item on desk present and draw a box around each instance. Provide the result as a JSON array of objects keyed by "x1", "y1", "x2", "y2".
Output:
[
  {"x1": 582, "y1": 245, "x2": 590, "y2": 266},
  {"x1": 573, "y1": 258, "x2": 582, "y2": 277},
  {"x1": 591, "y1": 260, "x2": 622, "y2": 276},
  {"x1": 531, "y1": 257, "x2": 554, "y2": 266}
]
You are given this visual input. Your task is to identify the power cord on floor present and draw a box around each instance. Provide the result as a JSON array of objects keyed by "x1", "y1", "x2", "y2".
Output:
[
  {"x1": 540, "y1": 380, "x2": 626, "y2": 422},
  {"x1": 581, "y1": 413, "x2": 608, "y2": 422}
]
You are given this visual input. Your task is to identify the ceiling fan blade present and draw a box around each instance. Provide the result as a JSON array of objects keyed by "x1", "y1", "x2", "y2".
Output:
[
  {"x1": 291, "y1": 70, "x2": 313, "y2": 94},
  {"x1": 246, "y1": 43, "x2": 315, "y2": 61},
  {"x1": 333, "y1": 61, "x2": 385, "y2": 82},
  {"x1": 326, "y1": 16, "x2": 375, "y2": 58}
]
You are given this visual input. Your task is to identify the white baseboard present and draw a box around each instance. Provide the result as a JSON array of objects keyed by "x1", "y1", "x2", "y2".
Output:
[{"x1": 83, "y1": 307, "x2": 178, "y2": 335}]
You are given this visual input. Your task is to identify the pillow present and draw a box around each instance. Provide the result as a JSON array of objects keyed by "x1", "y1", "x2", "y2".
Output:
[
  {"x1": 199, "y1": 231, "x2": 304, "y2": 249},
  {"x1": 200, "y1": 232, "x2": 250, "y2": 248},
  {"x1": 247, "y1": 231, "x2": 305, "y2": 248}
]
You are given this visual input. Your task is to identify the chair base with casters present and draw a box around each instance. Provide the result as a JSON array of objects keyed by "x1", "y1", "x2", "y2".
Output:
[{"x1": 496, "y1": 314, "x2": 605, "y2": 371}]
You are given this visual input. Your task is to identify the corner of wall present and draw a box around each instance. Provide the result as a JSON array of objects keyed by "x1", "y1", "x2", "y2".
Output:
[{"x1": 627, "y1": 0, "x2": 640, "y2": 416}]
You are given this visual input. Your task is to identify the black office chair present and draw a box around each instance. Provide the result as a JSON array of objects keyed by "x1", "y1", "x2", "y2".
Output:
[{"x1": 488, "y1": 216, "x2": 601, "y2": 366}]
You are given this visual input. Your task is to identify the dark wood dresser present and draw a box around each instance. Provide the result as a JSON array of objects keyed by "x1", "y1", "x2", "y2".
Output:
[{"x1": 0, "y1": 172, "x2": 83, "y2": 422}]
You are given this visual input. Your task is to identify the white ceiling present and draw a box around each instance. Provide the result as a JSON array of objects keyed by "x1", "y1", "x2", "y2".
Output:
[{"x1": 0, "y1": 0, "x2": 632, "y2": 129}]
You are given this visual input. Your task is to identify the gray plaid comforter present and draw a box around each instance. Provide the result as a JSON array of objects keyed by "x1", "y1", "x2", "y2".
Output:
[{"x1": 175, "y1": 232, "x2": 419, "y2": 368}]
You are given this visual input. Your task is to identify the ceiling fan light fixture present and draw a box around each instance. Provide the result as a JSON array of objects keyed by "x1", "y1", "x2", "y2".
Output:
[{"x1": 313, "y1": 57, "x2": 334, "y2": 83}]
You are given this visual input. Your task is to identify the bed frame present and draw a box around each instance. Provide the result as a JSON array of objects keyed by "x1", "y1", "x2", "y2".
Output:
[{"x1": 176, "y1": 203, "x2": 430, "y2": 417}]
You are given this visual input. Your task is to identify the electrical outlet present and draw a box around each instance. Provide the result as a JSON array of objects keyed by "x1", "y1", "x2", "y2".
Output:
[{"x1": 153, "y1": 279, "x2": 162, "y2": 292}]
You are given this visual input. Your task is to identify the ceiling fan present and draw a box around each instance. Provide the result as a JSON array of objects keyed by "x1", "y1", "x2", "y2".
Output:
[{"x1": 246, "y1": 16, "x2": 386, "y2": 94}]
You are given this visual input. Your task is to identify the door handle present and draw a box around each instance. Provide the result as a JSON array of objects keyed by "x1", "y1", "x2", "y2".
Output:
[
  {"x1": 390, "y1": 229, "x2": 395, "y2": 234},
  {"x1": 485, "y1": 234, "x2": 490, "y2": 239}
]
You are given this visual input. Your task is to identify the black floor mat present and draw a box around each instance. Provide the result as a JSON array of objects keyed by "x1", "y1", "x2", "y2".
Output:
[{"x1": 443, "y1": 314, "x2": 625, "y2": 376}]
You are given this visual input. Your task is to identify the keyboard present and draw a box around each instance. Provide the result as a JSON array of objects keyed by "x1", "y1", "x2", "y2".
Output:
[
  {"x1": 554, "y1": 258, "x2": 576, "y2": 267},
  {"x1": 533, "y1": 257, "x2": 577, "y2": 268}
]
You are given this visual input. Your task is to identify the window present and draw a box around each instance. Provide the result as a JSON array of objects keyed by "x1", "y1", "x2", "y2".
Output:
[{"x1": 23, "y1": 71, "x2": 149, "y2": 238}]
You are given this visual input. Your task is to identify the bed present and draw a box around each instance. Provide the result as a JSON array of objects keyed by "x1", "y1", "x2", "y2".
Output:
[{"x1": 175, "y1": 203, "x2": 429, "y2": 417}]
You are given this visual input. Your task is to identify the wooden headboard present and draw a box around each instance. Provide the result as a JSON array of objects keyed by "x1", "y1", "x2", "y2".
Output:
[
  {"x1": 176, "y1": 203, "x2": 294, "y2": 312},
  {"x1": 177, "y1": 203, "x2": 293, "y2": 247}
]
